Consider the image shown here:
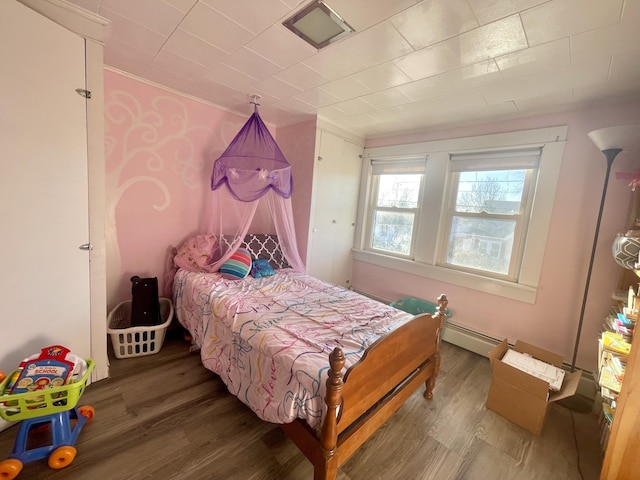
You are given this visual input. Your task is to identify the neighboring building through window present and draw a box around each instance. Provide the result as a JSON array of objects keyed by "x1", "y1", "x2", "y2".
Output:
[
  {"x1": 441, "y1": 149, "x2": 539, "y2": 281},
  {"x1": 353, "y1": 127, "x2": 567, "y2": 303}
]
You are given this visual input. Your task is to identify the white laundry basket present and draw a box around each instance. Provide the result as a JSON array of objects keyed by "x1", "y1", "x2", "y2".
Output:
[{"x1": 107, "y1": 298, "x2": 174, "y2": 359}]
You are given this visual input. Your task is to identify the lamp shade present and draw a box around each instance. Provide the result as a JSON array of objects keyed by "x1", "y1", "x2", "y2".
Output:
[{"x1": 588, "y1": 125, "x2": 640, "y2": 152}]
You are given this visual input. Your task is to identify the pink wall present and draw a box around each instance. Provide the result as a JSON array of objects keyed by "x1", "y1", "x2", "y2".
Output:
[
  {"x1": 276, "y1": 119, "x2": 317, "y2": 263},
  {"x1": 104, "y1": 70, "x2": 316, "y2": 306},
  {"x1": 104, "y1": 71, "x2": 249, "y2": 303},
  {"x1": 357, "y1": 100, "x2": 640, "y2": 371}
]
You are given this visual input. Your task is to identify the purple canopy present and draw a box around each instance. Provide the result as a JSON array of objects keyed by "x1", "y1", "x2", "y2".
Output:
[{"x1": 211, "y1": 110, "x2": 293, "y2": 202}]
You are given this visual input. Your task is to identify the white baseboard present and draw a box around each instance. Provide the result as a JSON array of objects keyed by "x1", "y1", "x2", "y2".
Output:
[{"x1": 441, "y1": 322, "x2": 498, "y2": 358}]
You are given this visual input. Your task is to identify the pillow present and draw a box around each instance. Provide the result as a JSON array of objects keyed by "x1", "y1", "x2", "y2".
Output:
[
  {"x1": 174, "y1": 234, "x2": 217, "y2": 271},
  {"x1": 251, "y1": 258, "x2": 276, "y2": 278},
  {"x1": 219, "y1": 248, "x2": 252, "y2": 280}
]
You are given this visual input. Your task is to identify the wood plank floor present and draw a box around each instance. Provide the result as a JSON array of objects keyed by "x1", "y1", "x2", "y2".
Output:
[{"x1": 0, "y1": 330, "x2": 604, "y2": 479}]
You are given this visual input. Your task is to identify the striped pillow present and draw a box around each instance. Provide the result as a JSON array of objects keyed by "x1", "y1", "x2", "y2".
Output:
[{"x1": 219, "y1": 248, "x2": 252, "y2": 280}]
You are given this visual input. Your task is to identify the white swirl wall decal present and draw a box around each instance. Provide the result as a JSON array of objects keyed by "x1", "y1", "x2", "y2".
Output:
[{"x1": 105, "y1": 90, "x2": 213, "y2": 200}]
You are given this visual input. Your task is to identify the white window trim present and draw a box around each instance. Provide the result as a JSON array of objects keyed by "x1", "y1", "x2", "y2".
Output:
[{"x1": 353, "y1": 126, "x2": 568, "y2": 304}]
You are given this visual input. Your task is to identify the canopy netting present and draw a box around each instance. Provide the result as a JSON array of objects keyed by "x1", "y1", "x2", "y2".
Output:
[
  {"x1": 211, "y1": 107, "x2": 293, "y2": 202},
  {"x1": 204, "y1": 103, "x2": 305, "y2": 274}
]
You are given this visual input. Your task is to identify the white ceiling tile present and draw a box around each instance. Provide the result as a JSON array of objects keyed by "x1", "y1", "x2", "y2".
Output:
[
  {"x1": 224, "y1": 48, "x2": 282, "y2": 81},
  {"x1": 152, "y1": 49, "x2": 210, "y2": 80},
  {"x1": 571, "y1": 20, "x2": 640, "y2": 65},
  {"x1": 294, "y1": 88, "x2": 342, "y2": 108},
  {"x1": 317, "y1": 105, "x2": 348, "y2": 121},
  {"x1": 521, "y1": 0, "x2": 625, "y2": 47},
  {"x1": 102, "y1": 8, "x2": 167, "y2": 55},
  {"x1": 452, "y1": 15, "x2": 528, "y2": 65},
  {"x1": 274, "y1": 95, "x2": 316, "y2": 114},
  {"x1": 536, "y1": 59, "x2": 611, "y2": 93},
  {"x1": 467, "y1": 0, "x2": 547, "y2": 26},
  {"x1": 338, "y1": 21, "x2": 414, "y2": 69},
  {"x1": 69, "y1": 0, "x2": 101, "y2": 13},
  {"x1": 318, "y1": 77, "x2": 372, "y2": 101},
  {"x1": 279, "y1": 0, "x2": 305, "y2": 10},
  {"x1": 161, "y1": 0, "x2": 197, "y2": 14},
  {"x1": 496, "y1": 38, "x2": 570, "y2": 79},
  {"x1": 180, "y1": 2, "x2": 253, "y2": 54},
  {"x1": 351, "y1": 62, "x2": 412, "y2": 91},
  {"x1": 101, "y1": 0, "x2": 183, "y2": 36},
  {"x1": 201, "y1": 0, "x2": 291, "y2": 35},
  {"x1": 394, "y1": 15, "x2": 527, "y2": 80},
  {"x1": 360, "y1": 89, "x2": 412, "y2": 109},
  {"x1": 572, "y1": 79, "x2": 640, "y2": 105},
  {"x1": 302, "y1": 45, "x2": 368, "y2": 81},
  {"x1": 480, "y1": 75, "x2": 539, "y2": 104},
  {"x1": 103, "y1": 37, "x2": 155, "y2": 75},
  {"x1": 275, "y1": 63, "x2": 330, "y2": 91},
  {"x1": 396, "y1": 76, "x2": 445, "y2": 101},
  {"x1": 396, "y1": 60, "x2": 501, "y2": 101},
  {"x1": 245, "y1": 25, "x2": 316, "y2": 69},
  {"x1": 610, "y1": 52, "x2": 640, "y2": 80},
  {"x1": 256, "y1": 76, "x2": 303, "y2": 100},
  {"x1": 204, "y1": 64, "x2": 260, "y2": 92},
  {"x1": 332, "y1": 98, "x2": 376, "y2": 116},
  {"x1": 65, "y1": 0, "x2": 640, "y2": 139},
  {"x1": 163, "y1": 29, "x2": 228, "y2": 69},
  {"x1": 394, "y1": 41, "x2": 465, "y2": 80},
  {"x1": 391, "y1": 0, "x2": 478, "y2": 49},
  {"x1": 513, "y1": 90, "x2": 574, "y2": 113},
  {"x1": 622, "y1": 0, "x2": 640, "y2": 22},
  {"x1": 326, "y1": 0, "x2": 420, "y2": 32}
]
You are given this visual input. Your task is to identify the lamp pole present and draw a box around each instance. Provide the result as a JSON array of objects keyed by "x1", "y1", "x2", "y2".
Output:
[{"x1": 570, "y1": 148, "x2": 621, "y2": 372}]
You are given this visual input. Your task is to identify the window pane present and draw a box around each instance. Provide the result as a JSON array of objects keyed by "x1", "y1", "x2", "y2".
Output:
[
  {"x1": 446, "y1": 216, "x2": 516, "y2": 274},
  {"x1": 377, "y1": 174, "x2": 421, "y2": 208},
  {"x1": 371, "y1": 210, "x2": 414, "y2": 255},
  {"x1": 456, "y1": 170, "x2": 525, "y2": 214}
]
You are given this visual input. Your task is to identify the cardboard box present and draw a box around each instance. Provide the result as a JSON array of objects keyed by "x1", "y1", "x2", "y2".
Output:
[{"x1": 486, "y1": 339, "x2": 581, "y2": 435}]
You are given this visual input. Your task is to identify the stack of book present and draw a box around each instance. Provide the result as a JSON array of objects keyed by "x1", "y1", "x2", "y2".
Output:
[{"x1": 599, "y1": 285, "x2": 637, "y2": 426}]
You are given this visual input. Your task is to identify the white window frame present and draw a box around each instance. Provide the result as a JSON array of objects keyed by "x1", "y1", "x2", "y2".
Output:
[
  {"x1": 353, "y1": 126, "x2": 567, "y2": 304},
  {"x1": 366, "y1": 158, "x2": 426, "y2": 258},
  {"x1": 439, "y1": 149, "x2": 541, "y2": 281}
]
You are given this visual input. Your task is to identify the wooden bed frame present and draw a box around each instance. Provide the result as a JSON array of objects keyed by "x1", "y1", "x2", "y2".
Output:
[{"x1": 281, "y1": 294, "x2": 449, "y2": 480}]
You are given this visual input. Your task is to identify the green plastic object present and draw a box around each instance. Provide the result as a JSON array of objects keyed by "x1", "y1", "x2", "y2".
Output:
[
  {"x1": 0, "y1": 359, "x2": 94, "y2": 422},
  {"x1": 390, "y1": 297, "x2": 452, "y2": 317}
]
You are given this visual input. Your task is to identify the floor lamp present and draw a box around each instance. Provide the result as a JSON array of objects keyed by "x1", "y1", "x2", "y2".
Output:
[{"x1": 562, "y1": 125, "x2": 640, "y2": 412}]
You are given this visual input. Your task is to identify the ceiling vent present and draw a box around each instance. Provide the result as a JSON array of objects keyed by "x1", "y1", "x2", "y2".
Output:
[{"x1": 283, "y1": 1, "x2": 354, "y2": 50}]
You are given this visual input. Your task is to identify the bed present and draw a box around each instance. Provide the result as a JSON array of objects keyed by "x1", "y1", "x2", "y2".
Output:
[{"x1": 172, "y1": 236, "x2": 448, "y2": 480}]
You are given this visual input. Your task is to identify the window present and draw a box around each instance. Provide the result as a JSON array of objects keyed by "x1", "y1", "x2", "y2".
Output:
[
  {"x1": 440, "y1": 149, "x2": 540, "y2": 280},
  {"x1": 353, "y1": 126, "x2": 567, "y2": 303},
  {"x1": 367, "y1": 159, "x2": 425, "y2": 256}
]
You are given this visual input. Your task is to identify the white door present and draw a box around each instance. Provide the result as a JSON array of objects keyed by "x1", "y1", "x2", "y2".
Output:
[
  {"x1": 308, "y1": 130, "x2": 363, "y2": 286},
  {"x1": 0, "y1": 2, "x2": 91, "y2": 374}
]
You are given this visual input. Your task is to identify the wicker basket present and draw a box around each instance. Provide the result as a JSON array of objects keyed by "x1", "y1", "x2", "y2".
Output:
[{"x1": 107, "y1": 298, "x2": 173, "y2": 359}]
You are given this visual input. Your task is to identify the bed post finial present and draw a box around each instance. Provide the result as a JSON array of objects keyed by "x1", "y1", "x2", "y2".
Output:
[
  {"x1": 436, "y1": 294, "x2": 448, "y2": 317},
  {"x1": 318, "y1": 347, "x2": 345, "y2": 478}
]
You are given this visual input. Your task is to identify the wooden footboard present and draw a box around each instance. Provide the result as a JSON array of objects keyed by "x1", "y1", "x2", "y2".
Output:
[{"x1": 281, "y1": 294, "x2": 448, "y2": 480}]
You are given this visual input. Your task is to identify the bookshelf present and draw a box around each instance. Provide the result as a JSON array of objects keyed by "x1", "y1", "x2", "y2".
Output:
[{"x1": 600, "y1": 190, "x2": 640, "y2": 480}]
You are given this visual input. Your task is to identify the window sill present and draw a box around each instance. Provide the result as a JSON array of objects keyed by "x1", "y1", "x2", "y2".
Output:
[{"x1": 352, "y1": 249, "x2": 537, "y2": 304}]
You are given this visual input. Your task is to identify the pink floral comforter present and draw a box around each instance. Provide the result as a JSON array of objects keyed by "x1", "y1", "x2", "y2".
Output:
[{"x1": 173, "y1": 268, "x2": 414, "y2": 430}]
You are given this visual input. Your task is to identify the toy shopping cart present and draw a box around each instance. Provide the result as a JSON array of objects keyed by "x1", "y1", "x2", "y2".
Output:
[{"x1": 0, "y1": 359, "x2": 95, "y2": 480}]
